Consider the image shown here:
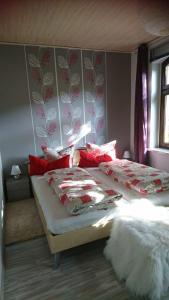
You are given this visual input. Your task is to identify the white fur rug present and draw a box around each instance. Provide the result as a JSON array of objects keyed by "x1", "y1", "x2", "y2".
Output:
[{"x1": 104, "y1": 200, "x2": 169, "y2": 300}]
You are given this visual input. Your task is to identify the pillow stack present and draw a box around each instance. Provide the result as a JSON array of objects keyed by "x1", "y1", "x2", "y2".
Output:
[
  {"x1": 29, "y1": 140, "x2": 117, "y2": 175},
  {"x1": 29, "y1": 154, "x2": 70, "y2": 176},
  {"x1": 78, "y1": 140, "x2": 117, "y2": 167},
  {"x1": 29, "y1": 145, "x2": 74, "y2": 175},
  {"x1": 86, "y1": 140, "x2": 116, "y2": 160}
]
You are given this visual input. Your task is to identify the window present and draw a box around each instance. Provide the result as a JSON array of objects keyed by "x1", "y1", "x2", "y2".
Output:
[{"x1": 160, "y1": 57, "x2": 169, "y2": 148}]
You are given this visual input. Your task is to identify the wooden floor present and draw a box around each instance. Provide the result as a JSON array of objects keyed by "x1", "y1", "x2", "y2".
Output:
[{"x1": 5, "y1": 238, "x2": 148, "y2": 300}]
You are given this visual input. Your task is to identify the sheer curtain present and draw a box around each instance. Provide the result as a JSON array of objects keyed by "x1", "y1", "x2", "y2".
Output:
[{"x1": 134, "y1": 44, "x2": 149, "y2": 164}]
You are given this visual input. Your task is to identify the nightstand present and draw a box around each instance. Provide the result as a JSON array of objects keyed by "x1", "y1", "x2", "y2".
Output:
[{"x1": 6, "y1": 175, "x2": 32, "y2": 202}]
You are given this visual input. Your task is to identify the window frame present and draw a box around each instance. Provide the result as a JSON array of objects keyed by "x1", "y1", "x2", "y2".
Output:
[{"x1": 159, "y1": 57, "x2": 169, "y2": 148}]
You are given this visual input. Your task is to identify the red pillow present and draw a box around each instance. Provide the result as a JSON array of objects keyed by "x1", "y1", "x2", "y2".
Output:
[
  {"x1": 78, "y1": 150, "x2": 112, "y2": 168},
  {"x1": 29, "y1": 155, "x2": 70, "y2": 176}
]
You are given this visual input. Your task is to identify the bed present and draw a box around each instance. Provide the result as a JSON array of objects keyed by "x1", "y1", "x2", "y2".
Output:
[
  {"x1": 30, "y1": 164, "x2": 169, "y2": 268},
  {"x1": 30, "y1": 168, "x2": 125, "y2": 267}
]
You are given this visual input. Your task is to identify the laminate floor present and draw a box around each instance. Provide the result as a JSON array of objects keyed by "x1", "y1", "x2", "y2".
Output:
[{"x1": 4, "y1": 238, "x2": 154, "y2": 300}]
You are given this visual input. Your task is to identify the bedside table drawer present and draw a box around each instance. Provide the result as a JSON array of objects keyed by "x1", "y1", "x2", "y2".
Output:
[
  {"x1": 6, "y1": 176, "x2": 32, "y2": 202},
  {"x1": 7, "y1": 188, "x2": 31, "y2": 201}
]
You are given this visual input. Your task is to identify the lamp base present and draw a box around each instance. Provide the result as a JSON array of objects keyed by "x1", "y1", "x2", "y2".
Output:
[{"x1": 13, "y1": 175, "x2": 21, "y2": 180}]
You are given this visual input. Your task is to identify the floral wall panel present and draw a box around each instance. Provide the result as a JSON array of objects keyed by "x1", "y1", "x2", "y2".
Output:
[
  {"x1": 26, "y1": 46, "x2": 107, "y2": 152},
  {"x1": 82, "y1": 51, "x2": 106, "y2": 145},
  {"x1": 26, "y1": 46, "x2": 61, "y2": 154},
  {"x1": 55, "y1": 48, "x2": 84, "y2": 147}
]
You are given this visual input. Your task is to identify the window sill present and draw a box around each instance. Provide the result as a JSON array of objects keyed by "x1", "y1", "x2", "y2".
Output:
[{"x1": 148, "y1": 148, "x2": 169, "y2": 155}]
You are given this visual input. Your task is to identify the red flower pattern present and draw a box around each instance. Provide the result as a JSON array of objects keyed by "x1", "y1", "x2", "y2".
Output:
[
  {"x1": 96, "y1": 86, "x2": 104, "y2": 98},
  {"x1": 47, "y1": 121, "x2": 57, "y2": 135},
  {"x1": 68, "y1": 52, "x2": 78, "y2": 65},
  {"x1": 32, "y1": 69, "x2": 41, "y2": 83},
  {"x1": 61, "y1": 70, "x2": 69, "y2": 82},
  {"x1": 40, "y1": 143, "x2": 47, "y2": 149},
  {"x1": 85, "y1": 70, "x2": 94, "y2": 82},
  {"x1": 41, "y1": 50, "x2": 51, "y2": 65},
  {"x1": 105, "y1": 190, "x2": 116, "y2": 196},
  {"x1": 60, "y1": 194, "x2": 68, "y2": 205},
  {"x1": 81, "y1": 195, "x2": 91, "y2": 203},
  {"x1": 153, "y1": 179, "x2": 161, "y2": 185},
  {"x1": 44, "y1": 87, "x2": 54, "y2": 101},
  {"x1": 83, "y1": 185, "x2": 94, "y2": 190},
  {"x1": 95, "y1": 54, "x2": 103, "y2": 65},
  {"x1": 96, "y1": 118, "x2": 104, "y2": 130},
  {"x1": 35, "y1": 106, "x2": 45, "y2": 118},
  {"x1": 130, "y1": 179, "x2": 141, "y2": 186},
  {"x1": 73, "y1": 119, "x2": 81, "y2": 133},
  {"x1": 71, "y1": 86, "x2": 80, "y2": 99}
]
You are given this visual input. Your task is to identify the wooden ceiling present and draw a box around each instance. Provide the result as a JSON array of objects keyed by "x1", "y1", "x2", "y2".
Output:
[{"x1": 0, "y1": 0, "x2": 160, "y2": 52}]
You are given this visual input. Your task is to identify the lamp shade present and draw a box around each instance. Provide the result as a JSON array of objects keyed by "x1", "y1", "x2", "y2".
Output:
[
  {"x1": 11, "y1": 165, "x2": 21, "y2": 176},
  {"x1": 123, "y1": 150, "x2": 131, "y2": 159}
]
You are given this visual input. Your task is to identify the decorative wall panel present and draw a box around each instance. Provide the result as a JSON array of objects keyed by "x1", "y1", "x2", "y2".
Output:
[
  {"x1": 82, "y1": 51, "x2": 106, "y2": 144},
  {"x1": 25, "y1": 46, "x2": 106, "y2": 152},
  {"x1": 55, "y1": 48, "x2": 84, "y2": 147},
  {"x1": 26, "y1": 46, "x2": 61, "y2": 154}
]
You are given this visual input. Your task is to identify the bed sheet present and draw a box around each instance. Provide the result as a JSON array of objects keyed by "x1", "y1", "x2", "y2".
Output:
[{"x1": 31, "y1": 168, "x2": 169, "y2": 234}]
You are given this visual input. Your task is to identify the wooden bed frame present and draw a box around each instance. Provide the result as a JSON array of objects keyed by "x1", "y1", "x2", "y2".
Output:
[{"x1": 32, "y1": 177, "x2": 112, "y2": 267}]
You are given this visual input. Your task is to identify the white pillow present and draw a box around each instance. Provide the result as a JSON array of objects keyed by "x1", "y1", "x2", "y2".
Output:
[
  {"x1": 41, "y1": 145, "x2": 75, "y2": 167},
  {"x1": 86, "y1": 140, "x2": 116, "y2": 160}
]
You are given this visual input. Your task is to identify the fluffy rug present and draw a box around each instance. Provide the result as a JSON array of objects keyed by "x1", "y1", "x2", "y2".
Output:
[
  {"x1": 104, "y1": 200, "x2": 169, "y2": 300},
  {"x1": 5, "y1": 198, "x2": 44, "y2": 245}
]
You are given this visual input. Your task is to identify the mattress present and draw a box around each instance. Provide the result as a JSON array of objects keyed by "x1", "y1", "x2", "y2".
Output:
[{"x1": 31, "y1": 168, "x2": 169, "y2": 235}]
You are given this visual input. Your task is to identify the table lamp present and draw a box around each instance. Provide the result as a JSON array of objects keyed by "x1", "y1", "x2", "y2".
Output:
[
  {"x1": 11, "y1": 165, "x2": 21, "y2": 179},
  {"x1": 123, "y1": 150, "x2": 131, "y2": 160}
]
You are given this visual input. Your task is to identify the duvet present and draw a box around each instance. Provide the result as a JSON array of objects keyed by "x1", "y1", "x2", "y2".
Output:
[
  {"x1": 44, "y1": 167, "x2": 122, "y2": 215},
  {"x1": 100, "y1": 159, "x2": 169, "y2": 195}
]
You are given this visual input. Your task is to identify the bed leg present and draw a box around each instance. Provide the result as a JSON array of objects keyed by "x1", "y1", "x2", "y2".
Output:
[{"x1": 53, "y1": 253, "x2": 60, "y2": 269}]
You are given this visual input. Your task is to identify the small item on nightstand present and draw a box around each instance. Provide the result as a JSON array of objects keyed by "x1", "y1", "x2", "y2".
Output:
[
  {"x1": 11, "y1": 165, "x2": 21, "y2": 180},
  {"x1": 123, "y1": 150, "x2": 131, "y2": 160}
]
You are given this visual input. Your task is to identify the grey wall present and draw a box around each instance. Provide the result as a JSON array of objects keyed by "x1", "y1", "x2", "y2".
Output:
[
  {"x1": 0, "y1": 45, "x2": 35, "y2": 176},
  {"x1": 107, "y1": 52, "x2": 131, "y2": 156},
  {"x1": 0, "y1": 152, "x2": 4, "y2": 300},
  {"x1": 0, "y1": 44, "x2": 131, "y2": 177}
]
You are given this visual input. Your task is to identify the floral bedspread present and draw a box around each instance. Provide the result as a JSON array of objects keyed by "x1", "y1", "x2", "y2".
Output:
[
  {"x1": 44, "y1": 167, "x2": 122, "y2": 215},
  {"x1": 99, "y1": 159, "x2": 169, "y2": 195}
]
